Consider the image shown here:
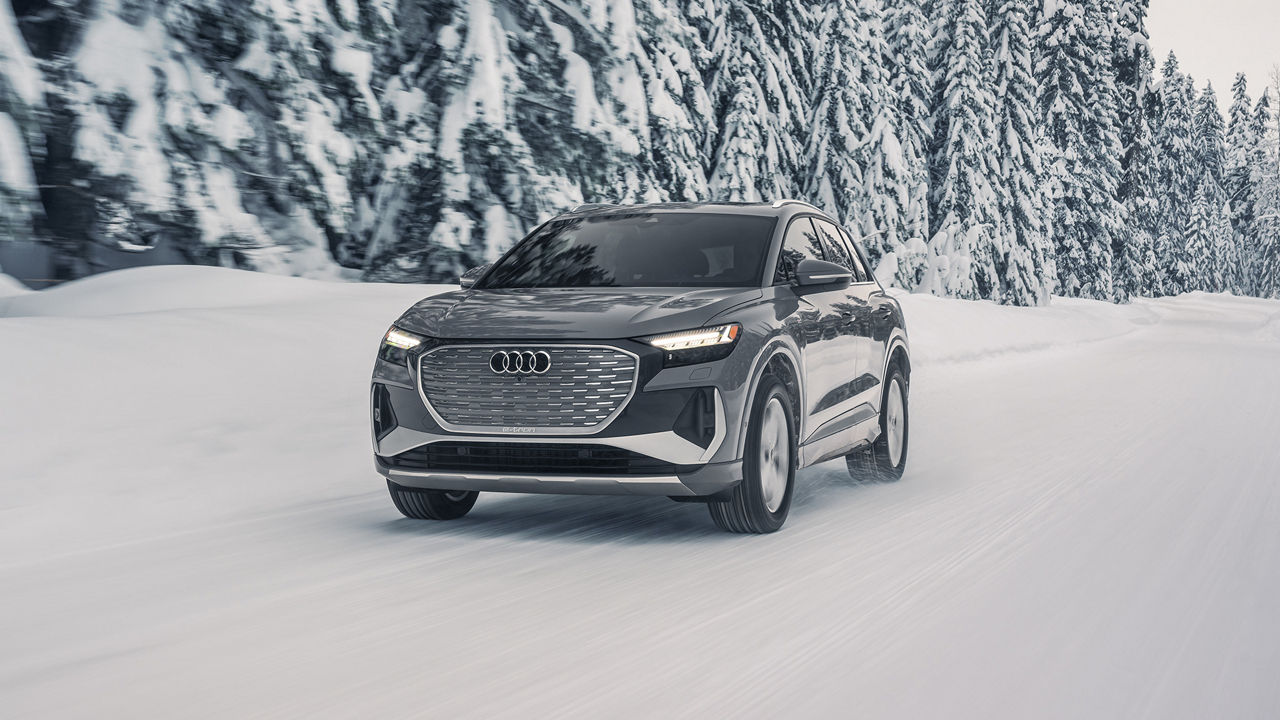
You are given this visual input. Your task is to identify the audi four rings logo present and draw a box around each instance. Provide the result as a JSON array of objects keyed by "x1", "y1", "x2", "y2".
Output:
[{"x1": 489, "y1": 350, "x2": 552, "y2": 375}]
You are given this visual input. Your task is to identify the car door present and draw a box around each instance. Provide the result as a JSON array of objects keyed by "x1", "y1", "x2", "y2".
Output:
[
  {"x1": 777, "y1": 217, "x2": 861, "y2": 436},
  {"x1": 840, "y1": 228, "x2": 893, "y2": 395},
  {"x1": 812, "y1": 218, "x2": 880, "y2": 412}
]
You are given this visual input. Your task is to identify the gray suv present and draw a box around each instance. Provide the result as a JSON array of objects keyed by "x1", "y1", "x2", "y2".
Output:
[{"x1": 371, "y1": 201, "x2": 910, "y2": 533}]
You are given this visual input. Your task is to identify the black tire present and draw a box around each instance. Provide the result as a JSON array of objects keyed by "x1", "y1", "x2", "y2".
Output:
[
  {"x1": 709, "y1": 375, "x2": 797, "y2": 533},
  {"x1": 387, "y1": 480, "x2": 479, "y2": 520},
  {"x1": 847, "y1": 366, "x2": 909, "y2": 482}
]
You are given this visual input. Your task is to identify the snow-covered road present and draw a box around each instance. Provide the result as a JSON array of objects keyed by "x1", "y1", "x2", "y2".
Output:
[{"x1": 3, "y1": 268, "x2": 1279, "y2": 718}]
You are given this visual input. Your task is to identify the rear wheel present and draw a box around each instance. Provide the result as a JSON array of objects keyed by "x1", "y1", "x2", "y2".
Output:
[
  {"x1": 387, "y1": 481, "x2": 479, "y2": 520},
  {"x1": 847, "y1": 367, "x2": 908, "y2": 482},
  {"x1": 709, "y1": 375, "x2": 796, "y2": 533}
]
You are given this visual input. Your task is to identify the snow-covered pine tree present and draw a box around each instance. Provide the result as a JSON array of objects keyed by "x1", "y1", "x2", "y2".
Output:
[
  {"x1": 1112, "y1": 0, "x2": 1159, "y2": 299},
  {"x1": 880, "y1": 0, "x2": 931, "y2": 290},
  {"x1": 990, "y1": 0, "x2": 1053, "y2": 305},
  {"x1": 773, "y1": 1, "x2": 819, "y2": 108},
  {"x1": 1224, "y1": 74, "x2": 1258, "y2": 294},
  {"x1": 1114, "y1": 0, "x2": 1153, "y2": 157},
  {"x1": 594, "y1": 0, "x2": 665, "y2": 203},
  {"x1": 1152, "y1": 54, "x2": 1198, "y2": 294},
  {"x1": 1084, "y1": 0, "x2": 1128, "y2": 299},
  {"x1": 10, "y1": 0, "x2": 1277, "y2": 301},
  {"x1": 366, "y1": 0, "x2": 530, "y2": 281},
  {"x1": 0, "y1": 0, "x2": 42, "y2": 246},
  {"x1": 1253, "y1": 91, "x2": 1280, "y2": 298},
  {"x1": 1192, "y1": 84, "x2": 1234, "y2": 292},
  {"x1": 1212, "y1": 199, "x2": 1238, "y2": 293},
  {"x1": 633, "y1": 0, "x2": 712, "y2": 202},
  {"x1": 366, "y1": 0, "x2": 657, "y2": 281},
  {"x1": 1116, "y1": 89, "x2": 1162, "y2": 298},
  {"x1": 1036, "y1": 0, "x2": 1123, "y2": 299},
  {"x1": 705, "y1": 1, "x2": 811, "y2": 202},
  {"x1": 922, "y1": 0, "x2": 1002, "y2": 300},
  {"x1": 805, "y1": 0, "x2": 873, "y2": 225},
  {"x1": 855, "y1": 4, "x2": 914, "y2": 276},
  {"x1": 708, "y1": 67, "x2": 768, "y2": 202},
  {"x1": 521, "y1": 1, "x2": 656, "y2": 208},
  {"x1": 807, "y1": 0, "x2": 909, "y2": 282},
  {"x1": 6, "y1": 0, "x2": 391, "y2": 277},
  {"x1": 1183, "y1": 181, "x2": 1215, "y2": 291}
]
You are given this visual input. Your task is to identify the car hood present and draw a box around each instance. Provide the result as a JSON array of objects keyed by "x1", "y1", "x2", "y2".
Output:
[{"x1": 394, "y1": 286, "x2": 762, "y2": 340}]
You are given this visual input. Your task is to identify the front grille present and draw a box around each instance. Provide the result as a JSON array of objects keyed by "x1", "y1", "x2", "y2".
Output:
[
  {"x1": 384, "y1": 442, "x2": 694, "y2": 476},
  {"x1": 418, "y1": 345, "x2": 637, "y2": 430}
]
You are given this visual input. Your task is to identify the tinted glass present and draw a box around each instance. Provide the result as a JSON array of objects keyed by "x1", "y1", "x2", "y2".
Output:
[
  {"x1": 479, "y1": 213, "x2": 776, "y2": 289},
  {"x1": 813, "y1": 218, "x2": 863, "y2": 280},
  {"x1": 836, "y1": 226, "x2": 871, "y2": 282},
  {"x1": 775, "y1": 218, "x2": 825, "y2": 283}
]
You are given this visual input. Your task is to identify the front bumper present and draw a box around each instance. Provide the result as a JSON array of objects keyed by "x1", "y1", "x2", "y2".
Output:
[
  {"x1": 378, "y1": 456, "x2": 743, "y2": 497},
  {"x1": 371, "y1": 341, "x2": 749, "y2": 496}
]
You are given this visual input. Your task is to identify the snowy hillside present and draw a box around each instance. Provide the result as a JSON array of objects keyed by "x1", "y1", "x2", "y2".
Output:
[
  {"x1": 2, "y1": 0, "x2": 1278, "y2": 301},
  {"x1": 2, "y1": 267, "x2": 1279, "y2": 717}
]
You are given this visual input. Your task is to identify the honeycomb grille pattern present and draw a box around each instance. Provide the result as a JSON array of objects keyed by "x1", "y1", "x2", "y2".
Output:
[{"x1": 419, "y1": 345, "x2": 637, "y2": 429}]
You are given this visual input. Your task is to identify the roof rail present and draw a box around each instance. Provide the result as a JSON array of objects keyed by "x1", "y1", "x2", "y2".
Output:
[
  {"x1": 568, "y1": 202, "x2": 616, "y2": 213},
  {"x1": 771, "y1": 198, "x2": 821, "y2": 211}
]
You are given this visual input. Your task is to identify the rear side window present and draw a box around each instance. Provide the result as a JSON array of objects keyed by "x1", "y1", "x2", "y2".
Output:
[
  {"x1": 813, "y1": 218, "x2": 867, "y2": 282},
  {"x1": 774, "y1": 218, "x2": 825, "y2": 283},
  {"x1": 837, "y1": 226, "x2": 872, "y2": 283}
]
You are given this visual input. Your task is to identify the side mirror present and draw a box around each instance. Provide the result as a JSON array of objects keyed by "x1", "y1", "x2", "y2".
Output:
[
  {"x1": 459, "y1": 263, "x2": 492, "y2": 290},
  {"x1": 793, "y1": 258, "x2": 852, "y2": 289}
]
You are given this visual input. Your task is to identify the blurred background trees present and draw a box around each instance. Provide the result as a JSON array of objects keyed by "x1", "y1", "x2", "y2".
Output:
[{"x1": 0, "y1": 0, "x2": 1277, "y2": 303}]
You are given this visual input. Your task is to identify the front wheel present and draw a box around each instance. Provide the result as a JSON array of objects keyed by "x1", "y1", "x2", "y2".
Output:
[
  {"x1": 847, "y1": 367, "x2": 908, "y2": 482},
  {"x1": 708, "y1": 375, "x2": 796, "y2": 533},
  {"x1": 388, "y1": 480, "x2": 479, "y2": 520}
]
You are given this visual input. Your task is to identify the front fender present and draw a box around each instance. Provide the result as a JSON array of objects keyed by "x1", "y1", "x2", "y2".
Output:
[{"x1": 732, "y1": 335, "x2": 806, "y2": 461}]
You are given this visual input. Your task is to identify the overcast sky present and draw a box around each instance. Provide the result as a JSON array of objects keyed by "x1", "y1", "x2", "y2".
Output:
[{"x1": 1146, "y1": 0, "x2": 1280, "y2": 103}]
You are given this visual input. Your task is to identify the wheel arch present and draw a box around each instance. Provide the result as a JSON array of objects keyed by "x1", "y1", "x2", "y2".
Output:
[
  {"x1": 883, "y1": 331, "x2": 910, "y2": 384},
  {"x1": 736, "y1": 339, "x2": 804, "y2": 459}
]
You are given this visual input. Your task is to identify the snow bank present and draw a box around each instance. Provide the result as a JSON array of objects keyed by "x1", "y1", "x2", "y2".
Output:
[
  {"x1": 0, "y1": 272, "x2": 31, "y2": 297},
  {"x1": 0, "y1": 265, "x2": 447, "y2": 317},
  {"x1": 1, "y1": 265, "x2": 315, "y2": 316},
  {"x1": 0, "y1": 267, "x2": 438, "y2": 562},
  {"x1": 895, "y1": 291, "x2": 1157, "y2": 365}
]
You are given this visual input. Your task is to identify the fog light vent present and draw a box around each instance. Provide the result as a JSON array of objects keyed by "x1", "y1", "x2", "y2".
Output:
[
  {"x1": 372, "y1": 384, "x2": 397, "y2": 441},
  {"x1": 673, "y1": 388, "x2": 716, "y2": 448}
]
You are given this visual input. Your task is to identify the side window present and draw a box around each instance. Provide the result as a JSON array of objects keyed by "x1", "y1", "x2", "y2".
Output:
[
  {"x1": 774, "y1": 218, "x2": 825, "y2": 284},
  {"x1": 812, "y1": 219, "x2": 863, "y2": 281},
  {"x1": 836, "y1": 226, "x2": 871, "y2": 283}
]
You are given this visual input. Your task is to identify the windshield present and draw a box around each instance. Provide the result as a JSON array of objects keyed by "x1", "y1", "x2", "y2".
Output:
[{"x1": 478, "y1": 212, "x2": 777, "y2": 289}]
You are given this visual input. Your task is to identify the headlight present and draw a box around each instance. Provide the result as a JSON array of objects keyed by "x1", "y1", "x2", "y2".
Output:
[
  {"x1": 384, "y1": 328, "x2": 423, "y2": 350},
  {"x1": 642, "y1": 323, "x2": 741, "y2": 368},
  {"x1": 380, "y1": 326, "x2": 425, "y2": 365}
]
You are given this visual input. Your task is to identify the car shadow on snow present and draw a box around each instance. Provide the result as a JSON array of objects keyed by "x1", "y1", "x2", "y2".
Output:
[
  {"x1": 370, "y1": 464, "x2": 887, "y2": 545},
  {"x1": 375, "y1": 494, "x2": 723, "y2": 545}
]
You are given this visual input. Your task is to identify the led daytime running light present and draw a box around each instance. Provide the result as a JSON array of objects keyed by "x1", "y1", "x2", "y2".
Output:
[
  {"x1": 384, "y1": 328, "x2": 423, "y2": 350},
  {"x1": 646, "y1": 324, "x2": 740, "y2": 351}
]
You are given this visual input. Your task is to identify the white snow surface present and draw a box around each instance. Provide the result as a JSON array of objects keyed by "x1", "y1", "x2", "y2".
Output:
[
  {"x1": 0, "y1": 272, "x2": 31, "y2": 297},
  {"x1": 2, "y1": 267, "x2": 1279, "y2": 718}
]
